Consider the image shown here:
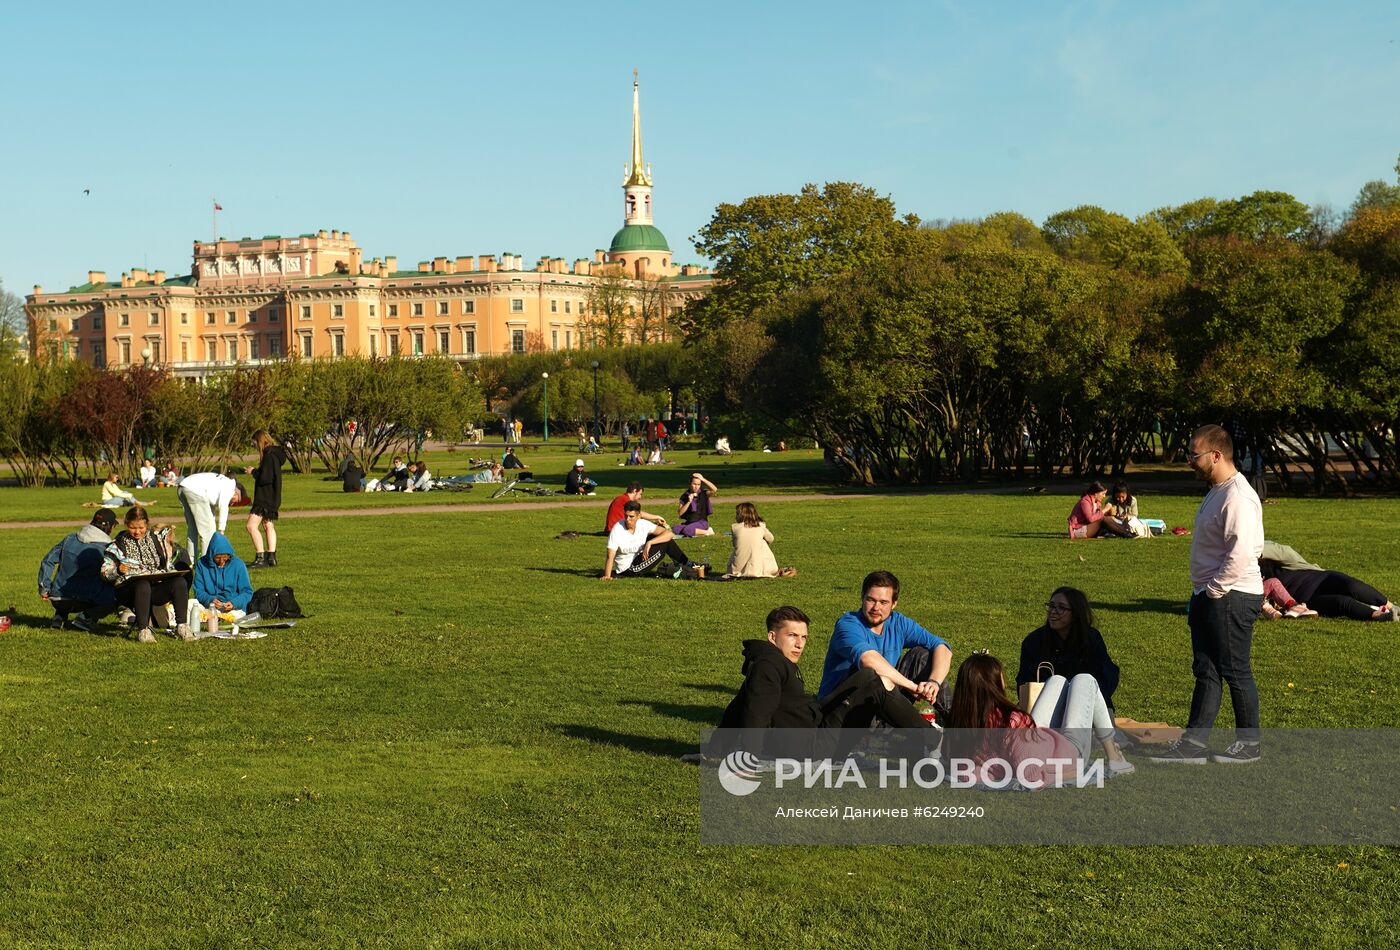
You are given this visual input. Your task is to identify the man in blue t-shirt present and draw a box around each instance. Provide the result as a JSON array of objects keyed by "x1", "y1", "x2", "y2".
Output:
[{"x1": 817, "y1": 570, "x2": 954, "y2": 721}]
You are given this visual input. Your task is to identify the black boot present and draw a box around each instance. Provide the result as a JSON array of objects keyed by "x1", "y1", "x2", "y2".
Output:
[
  {"x1": 250, "y1": 553, "x2": 268, "y2": 570},
  {"x1": 265, "y1": 551, "x2": 278, "y2": 567}
]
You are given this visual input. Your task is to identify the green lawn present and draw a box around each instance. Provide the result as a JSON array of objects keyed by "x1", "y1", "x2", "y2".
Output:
[
  {"x1": 0, "y1": 447, "x2": 845, "y2": 523},
  {"x1": 1, "y1": 479, "x2": 1397, "y2": 946}
]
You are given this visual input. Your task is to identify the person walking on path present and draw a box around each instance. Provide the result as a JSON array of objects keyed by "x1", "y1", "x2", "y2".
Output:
[
  {"x1": 1150, "y1": 424, "x2": 1265, "y2": 765},
  {"x1": 244, "y1": 430, "x2": 285, "y2": 569}
]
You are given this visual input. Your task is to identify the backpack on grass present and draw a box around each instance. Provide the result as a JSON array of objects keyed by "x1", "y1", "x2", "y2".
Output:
[{"x1": 249, "y1": 586, "x2": 304, "y2": 619}]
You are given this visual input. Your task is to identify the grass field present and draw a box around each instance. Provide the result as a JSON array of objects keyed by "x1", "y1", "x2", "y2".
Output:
[{"x1": 2, "y1": 464, "x2": 1398, "y2": 946}]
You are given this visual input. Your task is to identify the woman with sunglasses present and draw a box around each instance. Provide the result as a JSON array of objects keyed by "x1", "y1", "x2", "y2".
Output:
[{"x1": 1016, "y1": 587, "x2": 1120, "y2": 715}]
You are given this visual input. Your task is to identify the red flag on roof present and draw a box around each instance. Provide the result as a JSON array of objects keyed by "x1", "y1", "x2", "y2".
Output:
[{"x1": 214, "y1": 200, "x2": 223, "y2": 211}]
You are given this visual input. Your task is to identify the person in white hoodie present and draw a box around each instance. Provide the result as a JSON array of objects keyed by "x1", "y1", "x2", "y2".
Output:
[{"x1": 176, "y1": 471, "x2": 246, "y2": 557}]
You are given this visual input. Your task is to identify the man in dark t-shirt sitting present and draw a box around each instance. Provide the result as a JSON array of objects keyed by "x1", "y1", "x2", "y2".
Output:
[{"x1": 501, "y1": 447, "x2": 533, "y2": 480}]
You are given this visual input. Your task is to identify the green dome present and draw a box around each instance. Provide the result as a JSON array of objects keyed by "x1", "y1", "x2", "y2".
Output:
[{"x1": 609, "y1": 224, "x2": 671, "y2": 254}]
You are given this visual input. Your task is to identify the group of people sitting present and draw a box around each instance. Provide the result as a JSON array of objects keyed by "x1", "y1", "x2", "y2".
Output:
[
  {"x1": 364, "y1": 457, "x2": 433, "y2": 493},
  {"x1": 38, "y1": 506, "x2": 258, "y2": 643},
  {"x1": 1067, "y1": 481, "x2": 1157, "y2": 539},
  {"x1": 133, "y1": 460, "x2": 181, "y2": 489},
  {"x1": 715, "y1": 573, "x2": 1134, "y2": 786},
  {"x1": 600, "y1": 477, "x2": 797, "y2": 580}
]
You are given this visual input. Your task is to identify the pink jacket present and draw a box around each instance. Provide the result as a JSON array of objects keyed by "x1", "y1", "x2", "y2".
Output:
[{"x1": 1068, "y1": 494, "x2": 1102, "y2": 531}]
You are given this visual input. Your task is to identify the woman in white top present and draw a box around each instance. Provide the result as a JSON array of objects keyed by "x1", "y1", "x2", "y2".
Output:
[{"x1": 725, "y1": 502, "x2": 796, "y2": 579}]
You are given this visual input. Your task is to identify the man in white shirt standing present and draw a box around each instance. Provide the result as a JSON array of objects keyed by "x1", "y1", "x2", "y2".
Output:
[
  {"x1": 177, "y1": 471, "x2": 246, "y2": 558},
  {"x1": 1151, "y1": 424, "x2": 1265, "y2": 765},
  {"x1": 600, "y1": 501, "x2": 703, "y2": 581}
]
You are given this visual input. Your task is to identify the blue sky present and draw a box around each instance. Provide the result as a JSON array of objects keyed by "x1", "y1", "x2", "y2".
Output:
[{"x1": 3, "y1": 0, "x2": 1398, "y2": 294}]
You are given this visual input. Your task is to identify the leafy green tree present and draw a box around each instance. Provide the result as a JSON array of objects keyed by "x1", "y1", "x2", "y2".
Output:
[
  {"x1": 0, "y1": 281, "x2": 25, "y2": 361},
  {"x1": 685, "y1": 182, "x2": 919, "y2": 334},
  {"x1": 1042, "y1": 205, "x2": 1188, "y2": 277},
  {"x1": 582, "y1": 271, "x2": 634, "y2": 347},
  {"x1": 1348, "y1": 153, "x2": 1400, "y2": 216}
]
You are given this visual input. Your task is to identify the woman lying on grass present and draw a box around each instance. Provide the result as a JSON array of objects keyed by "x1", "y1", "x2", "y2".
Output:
[{"x1": 945, "y1": 652, "x2": 1133, "y2": 788}]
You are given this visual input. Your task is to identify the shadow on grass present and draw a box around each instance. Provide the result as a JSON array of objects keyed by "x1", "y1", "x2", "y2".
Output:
[
  {"x1": 679, "y1": 682, "x2": 736, "y2": 696},
  {"x1": 555, "y1": 724, "x2": 693, "y2": 759},
  {"x1": 526, "y1": 567, "x2": 607, "y2": 578},
  {"x1": 619, "y1": 699, "x2": 722, "y2": 726}
]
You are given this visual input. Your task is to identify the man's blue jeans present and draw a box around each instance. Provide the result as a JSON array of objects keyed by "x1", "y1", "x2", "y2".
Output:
[{"x1": 1186, "y1": 590, "x2": 1262, "y2": 744}]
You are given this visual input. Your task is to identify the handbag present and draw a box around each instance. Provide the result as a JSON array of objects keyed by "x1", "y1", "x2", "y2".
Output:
[{"x1": 1023, "y1": 661, "x2": 1054, "y2": 712}]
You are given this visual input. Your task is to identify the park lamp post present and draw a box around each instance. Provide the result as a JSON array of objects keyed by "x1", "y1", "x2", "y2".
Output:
[
  {"x1": 541, "y1": 372, "x2": 550, "y2": 442},
  {"x1": 140, "y1": 346, "x2": 152, "y2": 367},
  {"x1": 591, "y1": 360, "x2": 601, "y2": 441}
]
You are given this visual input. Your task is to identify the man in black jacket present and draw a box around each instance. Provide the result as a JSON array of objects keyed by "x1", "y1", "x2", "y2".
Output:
[{"x1": 718, "y1": 606, "x2": 934, "y2": 759}]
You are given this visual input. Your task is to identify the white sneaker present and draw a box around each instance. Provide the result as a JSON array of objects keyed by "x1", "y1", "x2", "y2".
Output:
[
  {"x1": 135, "y1": 627, "x2": 156, "y2": 644},
  {"x1": 1108, "y1": 758, "x2": 1136, "y2": 777}
]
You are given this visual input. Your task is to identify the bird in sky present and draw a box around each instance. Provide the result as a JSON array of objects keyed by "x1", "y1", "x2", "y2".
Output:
[{"x1": 82, "y1": 189, "x2": 90, "y2": 195}]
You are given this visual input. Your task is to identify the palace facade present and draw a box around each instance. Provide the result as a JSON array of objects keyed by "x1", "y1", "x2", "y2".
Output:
[{"x1": 24, "y1": 76, "x2": 712, "y2": 374}]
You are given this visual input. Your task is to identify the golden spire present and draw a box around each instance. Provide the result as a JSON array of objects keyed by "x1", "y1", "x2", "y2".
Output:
[{"x1": 624, "y1": 69, "x2": 652, "y2": 187}]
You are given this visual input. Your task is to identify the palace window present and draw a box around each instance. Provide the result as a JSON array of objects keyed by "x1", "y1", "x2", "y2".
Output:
[
  {"x1": 149, "y1": 312, "x2": 160, "y2": 326},
  {"x1": 206, "y1": 312, "x2": 216, "y2": 325},
  {"x1": 438, "y1": 301, "x2": 449, "y2": 316},
  {"x1": 565, "y1": 301, "x2": 571, "y2": 313},
  {"x1": 369, "y1": 334, "x2": 378, "y2": 358},
  {"x1": 205, "y1": 339, "x2": 218, "y2": 361},
  {"x1": 437, "y1": 330, "x2": 449, "y2": 353},
  {"x1": 300, "y1": 334, "x2": 313, "y2": 358},
  {"x1": 388, "y1": 304, "x2": 398, "y2": 317},
  {"x1": 552, "y1": 330, "x2": 558, "y2": 350},
  {"x1": 462, "y1": 329, "x2": 476, "y2": 354},
  {"x1": 94, "y1": 314, "x2": 104, "y2": 330},
  {"x1": 333, "y1": 304, "x2": 344, "y2": 318},
  {"x1": 227, "y1": 337, "x2": 239, "y2": 361},
  {"x1": 248, "y1": 310, "x2": 258, "y2": 324},
  {"x1": 92, "y1": 341, "x2": 105, "y2": 367},
  {"x1": 300, "y1": 305, "x2": 312, "y2": 320},
  {"x1": 412, "y1": 302, "x2": 424, "y2": 317},
  {"x1": 332, "y1": 332, "x2": 344, "y2": 357},
  {"x1": 510, "y1": 299, "x2": 524, "y2": 313},
  {"x1": 119, "y1": 339, "x2": 131, "y2": 364},
  {"x1": 179, "y1": 312, "x2": 188, "y2": 325},
  {"x1": 269, "y1": 336, "x2": 282, "y2": 357},
  {"x1": 511, "y1": 329, "x2": 525, "y2": 353},
  {"x1": 368, "y1": 305, "x2": 376, "y2": 318},
  {"x1": 249, "y1": 336, "x2": 260, "y2": 360},
  {"x1": 550, "y1": 300, "x2": 558, "y2": 313},
  {"x1": 463, "y1": 300, "x2": 474, "y2": 314},
  {"x1": 119, "y1": 314, "x2": 130, "y2": 327},
  {"x1": 226, "y1": 311, "x2": 237, "y2": 325},
  {"x1": 180, "y1": 340, "x2": 189, "y2": 362},
  {"x1": 388, "y1": 333, "x2": 400, "y2": 356},
  {"x1": 269, "y1": 308, "x2": 280, "y2": 323},
  {"x1": 412, "y1": 331, "x2": 424, "y2": 355}
]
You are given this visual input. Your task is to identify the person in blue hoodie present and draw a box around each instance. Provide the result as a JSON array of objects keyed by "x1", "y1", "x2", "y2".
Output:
[
  {"x1": 37, "y1": 508, "x2": 119, "y2": 631},
  {"x1": 193, "y1": 532, "x2": 253, "y2": 615}
]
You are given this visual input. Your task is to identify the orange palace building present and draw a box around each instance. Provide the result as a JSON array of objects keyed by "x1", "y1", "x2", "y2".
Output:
[{"x1": 24, "y1": 76, "x2": 712, "y2": 375}]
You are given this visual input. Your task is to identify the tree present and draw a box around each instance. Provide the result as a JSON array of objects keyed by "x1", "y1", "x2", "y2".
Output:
[
  {"x1": 0, "y1": 281, "x2": 26, "y2": 361},
  {"x1": 582, "y1": 271, "x2": 634, "y2": 347},
  {"x1": 685, "y1": 182, "x2": 919, "y2": 334},
  {"x1": 1349, "y1": 152, "x2": 1400, "y2": 217},
  {"x1": 633, "y1": 274, "x2": 674, "y2": 343},
  {"x1": 1041, "y1": 205, "x2": 1188, "y2": 277}
]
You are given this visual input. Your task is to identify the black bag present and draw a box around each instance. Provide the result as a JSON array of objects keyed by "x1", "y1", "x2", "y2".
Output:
[{"x1": 250, "y1": 586, "x2": 305, "y2": 619}]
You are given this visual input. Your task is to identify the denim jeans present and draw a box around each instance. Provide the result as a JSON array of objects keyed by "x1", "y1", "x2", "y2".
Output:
[
  {"x1": 1029, "y1": 673, "x2": 1114, "y2": 761},
  {"x1": 1186, "y1": 590, "x2": 1262, "y2": 744}
]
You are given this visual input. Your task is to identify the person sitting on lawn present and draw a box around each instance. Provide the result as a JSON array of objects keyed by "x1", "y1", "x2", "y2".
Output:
[
  {"x1": 714, "y1": 435, "x2": 732, "y2": 456},
  {"x1": 136, "y1": 461, "x2": 157, "y2": 488},
  {"x1": 1067, "y1": 481, "x2": 1134, "y2": 539},
  {"x1": 407, "y1": 460, "x2": 432, "y2": 492},
  {"x1": 647, "y1": 445, "x2": 664, "y2": 465},
  {"x1": 193, "y1": 532, "x2": 253, "y2": 619},
  {"x1": 605, "y1": 481, "x2": 668, "y2": 534},
  {"x1": 817, "y1": 570, "x2": 954, "y2": 723},
  {"x1": 337, "y1": 455, "x2": 364, "y2": 493},
  {"x1": 717, "y1": 605, "x2": 936, "y2": 759},
  {"x1": 1016, "y1": 587, "x2": 1121, "y2": 715},
  {"x1": 501, "y1": 447, "x2": 533, "y2": 480},
  {"x1": 101, "y1": 472, "x2": 141, "y2": 508},
  {"x1": 600, "y1": 501, "x2": 703, "y2": 580},
  {"x1": 565, "y1": 459, "x2": 597, "y2": 496},
  {"x1": 380, "y1": 457, "x2": 411, "y2": 492},
  {"x1": 676, "y1": 472, "x2": 718, "y2": 537},
  {"x1": 626, "y1": 445, "x2": 645, "y2": 466},
  {"x1": 1101, "y1": 482, "x2": 1150, "y2": 538},
  {"x1": 159, "y1": 461, "x2": 181, "y2": 488},
  {"x1": 945, "y1": 652, "x2": 1134, "y2": 787},
  {"x1": 725, "y1": 502, "x2": 796, "y2": 579},
  {"x1": 100, "y1": 506, "x2": 192, "y2": 644},
  {"x1": 37, "y1": 508, "x2": 118, "y2": 631}
]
